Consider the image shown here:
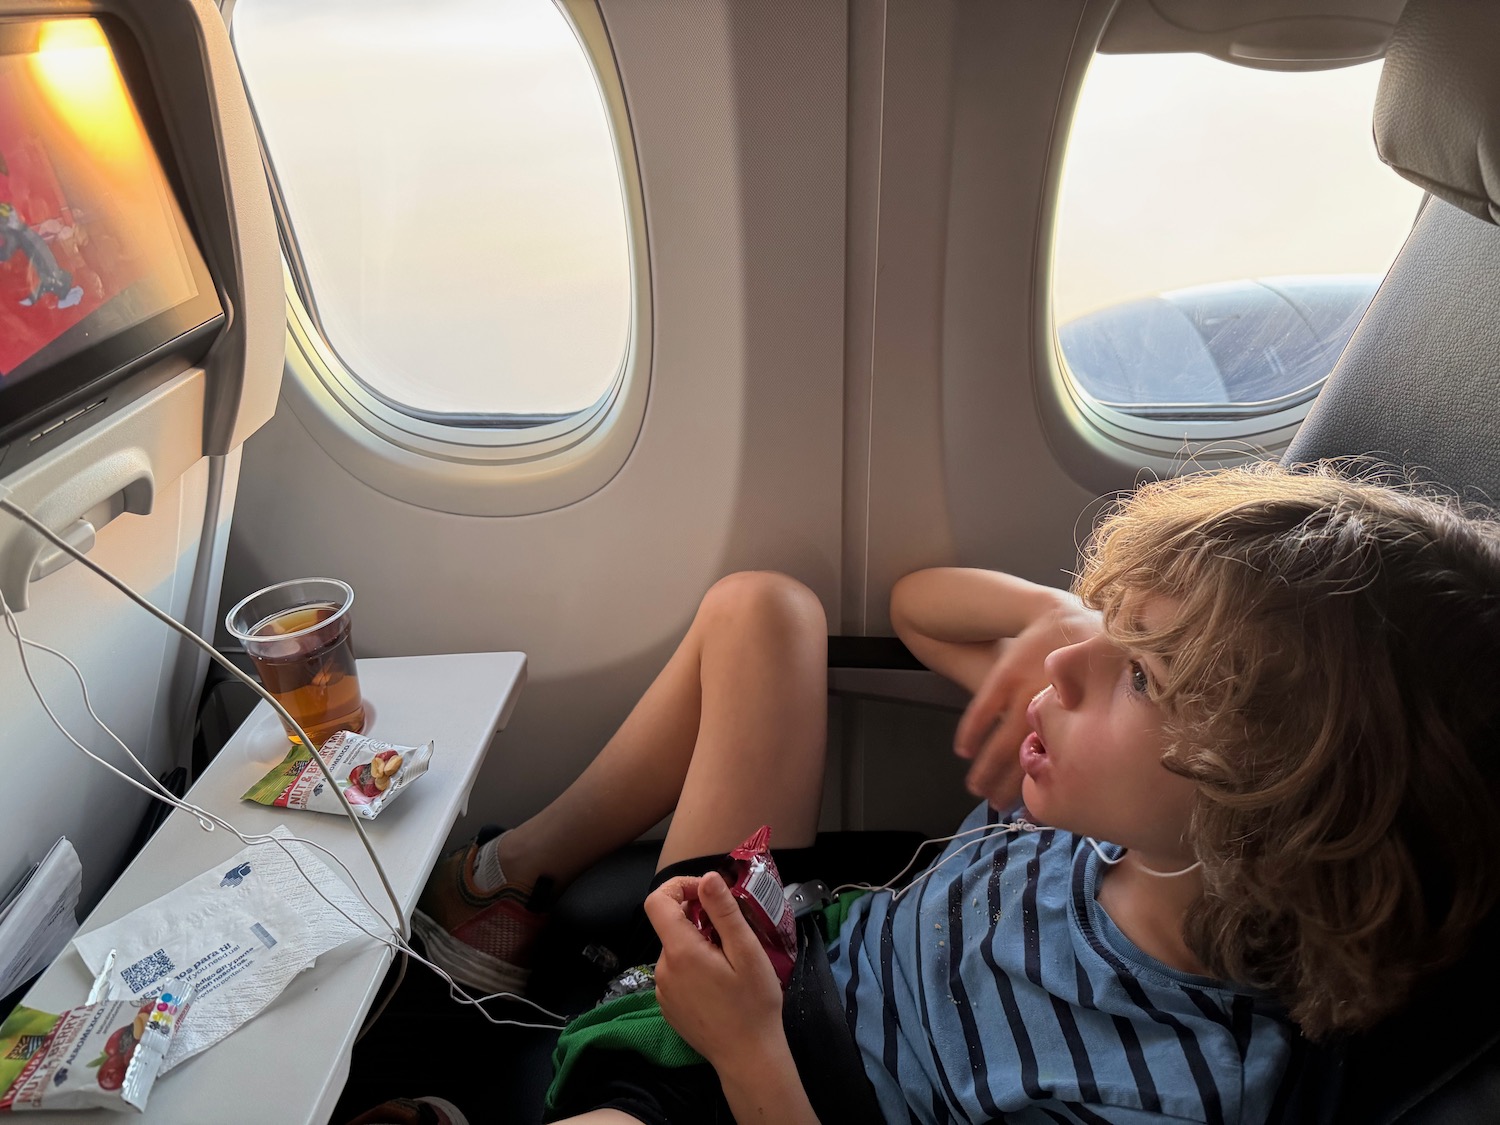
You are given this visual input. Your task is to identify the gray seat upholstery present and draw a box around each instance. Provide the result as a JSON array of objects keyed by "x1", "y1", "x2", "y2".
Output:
[
  {"x1": 1287, "y1": 0, "x2": 1500, "y2": 496},
  {"x1": 1285, "y1": 196, "x2": 1500, "y2": 500},
  {"x1": 1280, "y1": 1, "x2": 1500, "y2": 1120}
]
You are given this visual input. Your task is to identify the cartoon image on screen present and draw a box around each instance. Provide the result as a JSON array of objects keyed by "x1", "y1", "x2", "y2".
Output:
[
  {"x1": 0, "y1": 18, "x2": 197, "y2": 381},
  {"x1": 0, "y1": 200, "x2": 83, "y2": 310}
]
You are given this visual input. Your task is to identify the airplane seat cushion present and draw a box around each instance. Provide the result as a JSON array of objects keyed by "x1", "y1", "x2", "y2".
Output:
[
  {"x1": 1371, "y1": 0, "x2": 1500, "y2": 225},
  {"x1": 1284, "y1": 195, "x2": 1500, "y2": 501},
  {"x1": 1299, "y1": 911, "x2": 1500, "y2": 1125},
  {"x1": 527, "y1": 829, "x2": 929, "y2": 1018},
  {"x1": 1288, "y1": 0, "x2": 1500, "y2": 502},
  {"x1": 1279, "y1": 5, "x2": 1500, "y2": 1120},
  {"x1": 335, "y1": 831, "x2": 921, "y2": 1124}
]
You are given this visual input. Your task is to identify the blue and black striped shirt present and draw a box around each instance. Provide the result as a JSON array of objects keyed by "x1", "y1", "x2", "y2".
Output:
[{"x1": 826, "y1": 803, "x2": 1294, "y2": 1124}]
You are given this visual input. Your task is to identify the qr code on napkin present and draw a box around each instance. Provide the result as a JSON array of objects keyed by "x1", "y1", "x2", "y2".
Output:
[{"x1": 121, "y1": 947, "x2": 175, "y2": 994}]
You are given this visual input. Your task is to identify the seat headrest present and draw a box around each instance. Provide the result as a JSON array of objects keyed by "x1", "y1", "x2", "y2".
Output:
[{"x1": 1374, "y1": 0, "x2": 1500, "y2": 223}]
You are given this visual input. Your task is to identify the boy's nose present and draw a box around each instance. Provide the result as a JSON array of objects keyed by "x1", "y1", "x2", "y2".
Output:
[
  {"x1": 1046, "y1": 633, "x2": 1122, "y2": 710},
  {"x1": 1043, "y1": 640, "x2": 1088, "y2": 710}
]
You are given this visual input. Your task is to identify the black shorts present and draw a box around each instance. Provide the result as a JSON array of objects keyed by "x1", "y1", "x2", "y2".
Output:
[{"x1": 544, "y1": 851, "x2": 885, "y2": 1125}]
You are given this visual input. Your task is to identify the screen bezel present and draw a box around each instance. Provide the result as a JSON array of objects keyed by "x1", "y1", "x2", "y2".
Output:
[{"x1": 0, "y1": 14, "x2": 225, "y2": 447}]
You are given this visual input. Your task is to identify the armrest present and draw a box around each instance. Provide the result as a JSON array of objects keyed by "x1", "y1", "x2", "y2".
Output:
[
  {"x1": 826, "y1": 636, "x2": 971, "y2": 712},
  {"x1": 827, "y1": 667, "x2": 970, "y2": 711}
]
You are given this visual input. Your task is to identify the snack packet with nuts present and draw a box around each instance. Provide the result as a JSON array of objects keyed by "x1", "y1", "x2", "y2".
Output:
[
  {"x1": 241, "y1": 731, "x2": 432, "y2": 820},
  {"x1": 0, "y1": 985, "x2": 193, "y2": 1113},
  {"x1": 683, "y1": 826, "x2": 798, "y2": 989}
]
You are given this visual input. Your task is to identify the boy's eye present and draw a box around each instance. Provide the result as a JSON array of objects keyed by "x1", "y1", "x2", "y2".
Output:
[{"x1": 1128, "y1": 660, "x2": 1150, "y2": 696}]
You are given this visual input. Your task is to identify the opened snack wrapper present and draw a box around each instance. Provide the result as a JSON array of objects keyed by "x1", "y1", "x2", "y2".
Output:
[
  {"x1": 241, "y1": 730, "x2": 431, "y2": 819},
  {"x1": 0, "y1": 985, "x2": 193, "y2": 1113}
]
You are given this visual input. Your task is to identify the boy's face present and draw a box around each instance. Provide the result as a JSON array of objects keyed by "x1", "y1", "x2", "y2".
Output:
[{"x1": 1014, "y1": 596, "x2": 1197, "y2": 865}]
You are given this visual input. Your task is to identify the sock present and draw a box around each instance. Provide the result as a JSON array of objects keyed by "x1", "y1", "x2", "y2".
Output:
[{"x1": 471, "y1": 831, "x2": 509, "y2": 893}]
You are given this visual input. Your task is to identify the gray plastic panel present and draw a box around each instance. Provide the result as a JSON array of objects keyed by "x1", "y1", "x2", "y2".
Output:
[
  {"x1": 0, "y1": 369, "x2": 205, "y2": 611},
  {"x1": 95, "y1": 0, "x2": 283, "y2": 453},
  {"x1": 0, "y1": 0, "x2": 279, "y2": 934}
]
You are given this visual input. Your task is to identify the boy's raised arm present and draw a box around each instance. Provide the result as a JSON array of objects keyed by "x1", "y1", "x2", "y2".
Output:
[
  {"x1": 890, "y1": 568, "x2": 1100, "y2": 805},
  {"x1": 888, "y1": 573, "x2": 1092, "y2": 696},
  {"x1": 889, "y1": 568, "x2": 1072, "y2": 689}
]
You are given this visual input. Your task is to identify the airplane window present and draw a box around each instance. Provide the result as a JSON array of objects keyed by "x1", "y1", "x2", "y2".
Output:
[
  {"x1": 231, "y1": 0, "x2": 632, "y2": 422},
  {"x1": 1052, "y1": 54, "x2": 1424, "y2": 422}
]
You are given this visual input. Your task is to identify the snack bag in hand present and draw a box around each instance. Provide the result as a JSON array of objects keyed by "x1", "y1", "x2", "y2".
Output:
[{"x1": 684, "y1": 826, "x2": 798, "y2": 988}]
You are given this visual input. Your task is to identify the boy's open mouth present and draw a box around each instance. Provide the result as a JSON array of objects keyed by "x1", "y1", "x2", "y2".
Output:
[
  {"x1": 1021, "y1": 691, "x2": 1050, "y2": 776},
  {"x1": 1020, "y1": 730, "x2": 1048, "y2": 779},
  {"x1": 1024, "y1": 692, "x2": 1050, "y2": 754}
]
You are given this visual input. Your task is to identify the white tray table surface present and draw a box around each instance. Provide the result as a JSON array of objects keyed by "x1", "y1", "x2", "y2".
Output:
[{"x1": 20, "y1": 651, "x2": 526, "y2": 1124}]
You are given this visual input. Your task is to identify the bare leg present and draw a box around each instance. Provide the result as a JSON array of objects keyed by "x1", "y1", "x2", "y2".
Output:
[
  {"x1": 551, "y1": 1111, "x2": 642, "y2": 1125},
  {"x1": 497, "y1": 571, "x2": 828, "y2": 889}
]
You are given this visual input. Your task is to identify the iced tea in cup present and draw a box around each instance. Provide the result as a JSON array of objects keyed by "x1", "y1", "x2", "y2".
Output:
[{"x1": 226, "y1": 578, "x2": 366, "y2": 746}]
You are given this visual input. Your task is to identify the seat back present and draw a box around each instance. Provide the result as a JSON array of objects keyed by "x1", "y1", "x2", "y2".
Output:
[
  {"x1": 1286, "y1": 192, "x2": 1500, "y2": 501},
  {"x1": 1286, "y1": 0, "x2": 1500, "y2": 495},
  {"x1": 1281, "y1": 1, "x2": 1500, "y2": 1120}
]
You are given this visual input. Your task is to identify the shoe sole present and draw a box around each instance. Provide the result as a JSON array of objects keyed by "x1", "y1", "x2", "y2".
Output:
[
  {"x1": 411, "y1": 909, "x2": 531, "y2": 998},
  {"x1": 416, "y1": 1095, "x2": 470, "y2": 1125}
]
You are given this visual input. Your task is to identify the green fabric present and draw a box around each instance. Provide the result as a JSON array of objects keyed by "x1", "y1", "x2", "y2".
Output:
[
  {"x1": 545, "y1": 890, "x2": 873, "y2": 1115},
  {"x1": 544, "y1": 987, "x2": 704, "y2": 1114},
  {"x1": 817, "y1": 889, "x2": 869, "y2": 942}
]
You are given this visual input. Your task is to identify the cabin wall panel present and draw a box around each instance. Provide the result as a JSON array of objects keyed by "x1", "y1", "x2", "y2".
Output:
[
  {"x1": 845, "y1": 0, "x2": 961, "y2": 639},
  {"x1": 939, "y1": 0, "x2": 1109, "y2": 582},
  {"x1": 844, "y1": 0, "x2": 1124, "y2": 834},
  {"x1": 225, "y1": 0, "x2": 1141, "y2": 843},
  {"x1": 223, "y1": 0, "x2": 850, "y2": 839}
]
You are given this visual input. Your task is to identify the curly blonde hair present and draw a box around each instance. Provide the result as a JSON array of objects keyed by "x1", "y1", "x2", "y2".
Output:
[{"x1": 1075, "y1": 461, "x2": 1500, "y2": 1039}]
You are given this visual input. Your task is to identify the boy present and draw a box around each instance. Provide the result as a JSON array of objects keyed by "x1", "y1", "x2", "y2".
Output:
[{"x1": 398, "y1": 462, "x2": 1500, "y2": 1124}]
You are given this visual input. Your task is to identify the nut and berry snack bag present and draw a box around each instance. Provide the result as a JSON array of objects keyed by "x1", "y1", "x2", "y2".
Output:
[
  {"x1": 684, "y1": 826, "x2": 798, "y2": 988},
  {"x1": 241, "y1": 731, "x2": 432, "y2": 820},
  {"x1": 0, "y1": 985, "x2": 194, "y2": 1112}
]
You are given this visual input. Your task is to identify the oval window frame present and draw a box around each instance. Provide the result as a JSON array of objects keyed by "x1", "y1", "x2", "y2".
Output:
[
  {"x1": 233, "y1": 0, "x2": 650, "y2": 516},
  {"x1": 1034, "y1": 47, "x2": 1411, "y2": 492}
]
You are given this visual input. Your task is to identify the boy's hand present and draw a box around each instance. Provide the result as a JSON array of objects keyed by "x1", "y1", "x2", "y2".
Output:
[
  {"x1": 954, "y1": 594, "x2": 1100, "y2": 806},
  {"x1": 644, "y1": 871, "x2": 786, "y2": 1071}
]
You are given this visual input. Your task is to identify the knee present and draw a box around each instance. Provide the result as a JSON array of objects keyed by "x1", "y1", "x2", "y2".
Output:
[
  {"x1": 888, "y1": 571, "x2": 919, "y2": 634},
  {"x1": 698, "y1": 571, "x2": 827, "y2": 642}
]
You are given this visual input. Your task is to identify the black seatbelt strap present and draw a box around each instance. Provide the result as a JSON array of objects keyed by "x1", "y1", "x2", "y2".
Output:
[{"x1": 783, "y1": 912, "x2": 886, "y2": 1124}]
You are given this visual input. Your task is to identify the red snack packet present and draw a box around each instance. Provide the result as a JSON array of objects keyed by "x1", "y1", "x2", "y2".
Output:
[{"x1": 685, "y1": 826, "x2": 798, "y2": 988}]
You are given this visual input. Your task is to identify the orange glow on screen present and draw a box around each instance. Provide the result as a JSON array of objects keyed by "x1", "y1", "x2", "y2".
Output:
[
  {"x1": 0, "y1": 15, "x2": 197, "y2": 375},
  {"x1": 30, "y1": 19, "x2": 136, "y2": 166}
]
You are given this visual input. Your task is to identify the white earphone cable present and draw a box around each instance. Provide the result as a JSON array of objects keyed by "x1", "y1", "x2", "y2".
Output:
[{"x1": 0, "y1": 498, "x2": 566, "y2": 1030}]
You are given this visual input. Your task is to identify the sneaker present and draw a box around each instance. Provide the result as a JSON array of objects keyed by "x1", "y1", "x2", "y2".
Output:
[
  {"x1": 344, "y1": 1096, "x2": 469, "y2": 1125},
  {"x1": 412, "y1": 826, "x2": 552, "y2": 996}
]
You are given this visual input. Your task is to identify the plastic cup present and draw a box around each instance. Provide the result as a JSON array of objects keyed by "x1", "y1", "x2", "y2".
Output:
[{"x1": 225, "y1": 578, "x2": 366, "y2": 746}]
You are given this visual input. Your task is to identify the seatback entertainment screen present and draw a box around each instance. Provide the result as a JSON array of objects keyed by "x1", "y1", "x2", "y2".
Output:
[{"x1": 0, "y1": 16, "x2": 222, "y2": 442}]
